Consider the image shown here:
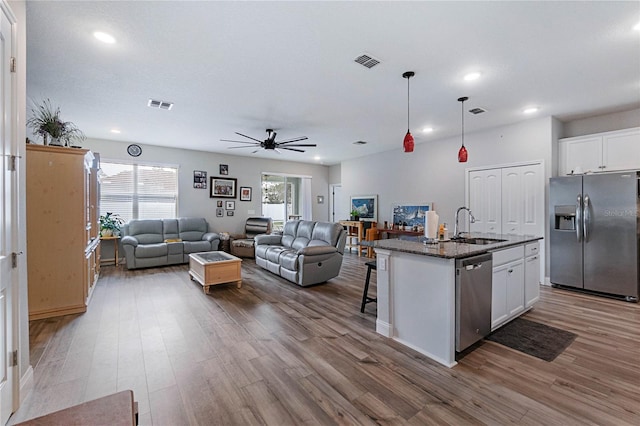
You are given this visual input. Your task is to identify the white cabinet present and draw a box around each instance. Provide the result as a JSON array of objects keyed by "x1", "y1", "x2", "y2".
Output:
[
  {"x1": 491, "y1": 245, "x2": 525, "y2": 330},
  {"x1": 524, "y1": 242, "x2": 540, "y2": 307},
  {"x1": 558, "y1": 127, "x2": 640, "y2": 176}
]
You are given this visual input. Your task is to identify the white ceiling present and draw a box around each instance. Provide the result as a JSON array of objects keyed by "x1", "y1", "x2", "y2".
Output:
[{"x1": 26, "y1": 1, "x2": 640, "y2": 165}]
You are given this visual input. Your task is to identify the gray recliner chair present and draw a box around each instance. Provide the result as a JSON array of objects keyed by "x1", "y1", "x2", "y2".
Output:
[{"x1": 230, "y1": 217, "x2": 272, "y2": 258}]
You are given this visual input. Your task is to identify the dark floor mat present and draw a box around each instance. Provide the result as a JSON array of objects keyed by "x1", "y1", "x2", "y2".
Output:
[{"x1": 486, "y1": 317, "x2": 577, "y2": 362}]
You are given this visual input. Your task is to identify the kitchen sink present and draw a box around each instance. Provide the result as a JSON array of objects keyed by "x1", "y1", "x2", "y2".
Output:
[{"x1": 453, "y1": 237, "x2": 507, "y2": 245}]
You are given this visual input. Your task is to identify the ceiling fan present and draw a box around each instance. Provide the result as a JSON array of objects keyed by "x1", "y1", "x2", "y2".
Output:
[{"x1": 221, "y1": 129, "x2": 316, "y2": 153}]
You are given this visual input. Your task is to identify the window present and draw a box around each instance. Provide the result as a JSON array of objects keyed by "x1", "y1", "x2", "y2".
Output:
[
  {"x1": 261, "y1": 173, "x2": 311, "y2": 230},
  {"x1": 99, "y1": 161, "x2": 178, "y2": 222}
]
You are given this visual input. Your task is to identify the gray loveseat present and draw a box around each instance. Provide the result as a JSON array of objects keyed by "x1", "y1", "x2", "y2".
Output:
[
  {"x1": 121, "y1": 218, "x2": 220, "y2": 269},
  {"x1": 254, "y1": 220, "x2": 347, "y2": 286}
]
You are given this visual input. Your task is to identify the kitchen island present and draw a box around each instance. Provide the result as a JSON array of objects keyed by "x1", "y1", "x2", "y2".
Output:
[{"x1": 373, "y1": 234, "x2": 542, "y2": 368}]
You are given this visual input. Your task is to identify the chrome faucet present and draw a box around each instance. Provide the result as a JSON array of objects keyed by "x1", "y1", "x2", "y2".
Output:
[{"x1": 454, "y1": 206, "x2": 476, "y2": 239}]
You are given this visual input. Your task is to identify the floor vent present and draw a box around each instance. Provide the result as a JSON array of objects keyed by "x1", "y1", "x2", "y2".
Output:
[
  {"x1": 354, "y1": 54, "x2": 381, "y2": 69},
  {"x1": 148, "y1": 99, "x2": 174, "y2": 110},
  {"x1": 469, "y1": 107, "x2": 487, "y2": 115}
]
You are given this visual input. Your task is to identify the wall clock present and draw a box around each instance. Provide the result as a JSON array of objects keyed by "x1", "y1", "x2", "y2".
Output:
[{"x1": 127, "y1": 144, "x2": 142, "y2": 157}]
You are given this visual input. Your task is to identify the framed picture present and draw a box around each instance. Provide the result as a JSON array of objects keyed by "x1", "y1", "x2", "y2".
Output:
[
  {"x1": 225, "y1": 200, "x2": 235, "y2": 210},
  {"x1": 210, "y1": 177, "x2": 237, "y2": 198},
  {"x1": 193, "y1": 170, "x2": 207, "y2": 189},
  {"x1": 216, "y1": 200, "x2": 223, "y2": 208},
  {"x1": 216, "y1": 208, "x2": 223, "y2": 217},
  {"x1": 392, "y1": 202, "x2": 434, "y2": 227},
  {"x1": 226, "y1": 210, "x2": 234, "y2": 216},
  {"x1": 350, "y1": 194, "x2": 378, "y2": 222},
  {"x1": 240, "y1": 186, "x2": 252, "y2": 201},
  {"x1": 219, "y1": 164, "x2": 229, "y2": 175}
]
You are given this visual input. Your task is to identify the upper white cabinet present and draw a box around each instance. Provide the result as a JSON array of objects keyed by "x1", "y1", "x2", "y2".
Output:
[{"x1": 558, "y1": 127, "x2": 640, "y2": 176}]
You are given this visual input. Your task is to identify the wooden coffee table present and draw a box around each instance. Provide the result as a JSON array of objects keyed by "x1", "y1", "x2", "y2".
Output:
[{"x1": 189, "y1": 251, "x2": 242, "y2": 293}]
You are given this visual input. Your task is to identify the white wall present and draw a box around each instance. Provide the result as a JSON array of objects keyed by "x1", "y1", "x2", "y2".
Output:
[
  {"x1": 562, "y1": 107, "x2": 640, "y2": 138},
  {"x1": 341, "y1": 116, "x2": 554, "y2": 230},
  {"x1": 82, "y1": 138, "x2": 331, "y2": 235}
]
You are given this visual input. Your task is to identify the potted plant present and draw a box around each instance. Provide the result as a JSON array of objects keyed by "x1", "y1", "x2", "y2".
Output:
[
  {"x1": 99, "y1": 212, "x2": 124, "y2": 237},
  {"x1": 26, "y1": 98, "x2": 86, "y2": 147},
  {"x1": 350, "y1": 209, "x2": 360, "y2": 221}
]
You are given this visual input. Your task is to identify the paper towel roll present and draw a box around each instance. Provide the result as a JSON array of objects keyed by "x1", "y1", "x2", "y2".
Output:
[{"x1": 425, "y1": 211, "x2": 439, "y2": 239}]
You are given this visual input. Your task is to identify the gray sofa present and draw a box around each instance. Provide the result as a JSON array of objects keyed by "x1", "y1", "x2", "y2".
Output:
[
  {"x1": 121, "y1": 218, "x2": 220, "y2": 269},
  {"x1": 255, "y1": 220, "x2": 347, "y2": 287}
]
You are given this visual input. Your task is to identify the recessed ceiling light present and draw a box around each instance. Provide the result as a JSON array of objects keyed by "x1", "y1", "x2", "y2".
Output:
[
  {"x1": 93, "y1": 31, "x2": 116, "y2": 44},
  {"x1": 314, "y1": 156, "x2": 321, "y2": 161},
  {"x1": 523, "y1": 107, "x2": 540, "y2": 114},
  {"x1": 463, "y1": 72, "x2": 481, "y2": 81},
  {"x1": 422, "y1": 127, "x2": 434, "y2": 133},
  {"x1": 110, "y1": 129, "x2": 121, "y2": 134},
  {"x1": 634, "y1": 21, "x2": 640, "y2": 31}
]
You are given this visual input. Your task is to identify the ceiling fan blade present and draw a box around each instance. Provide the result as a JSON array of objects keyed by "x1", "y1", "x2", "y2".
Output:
[
  {"x1": 221, "y1": 139, "x2": 259, "y2": 144},
  {"x1": 281, "y1": 147, "x2": 305, "y2": 153},
  {"x1": 227, "y1": 145, "x2": 259, "y2": 149},
  {"x1": 277, "y1": 136, "x2": 308, "y2": 144},
  {"x1": 277, "y1": 143, "x2": 316, "y2": 147},
  {"x1": 234, "y1": 132, "x2": 264, "y2": 143}
]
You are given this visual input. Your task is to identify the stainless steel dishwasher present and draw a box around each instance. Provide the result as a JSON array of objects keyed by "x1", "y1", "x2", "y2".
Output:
[{"x1": 456, "y1": 253, "x2": 493, "y2": 352}]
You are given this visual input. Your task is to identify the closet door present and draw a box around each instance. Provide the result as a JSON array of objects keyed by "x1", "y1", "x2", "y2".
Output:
[
  {"x1": 468, "y1": 169, "x2": 501, "y2": 234},
  {"x1": 501, "y1": 168, "x2": 522, "y2": 234}
]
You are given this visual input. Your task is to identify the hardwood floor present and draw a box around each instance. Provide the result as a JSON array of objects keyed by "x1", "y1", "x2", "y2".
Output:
[{"x1": 10, "y1": 254, "x2": 640, "y2": 425}]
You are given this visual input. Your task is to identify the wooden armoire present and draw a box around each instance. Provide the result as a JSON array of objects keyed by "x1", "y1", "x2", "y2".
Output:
[{"x1": 26, "y1": 145, "x2": 100, "y2": 320}]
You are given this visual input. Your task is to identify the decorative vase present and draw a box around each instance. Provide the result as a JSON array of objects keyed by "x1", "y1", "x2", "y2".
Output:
[
  {"x1": 350, "y1": 215, "x2": 359, "y2": 221},
  {"x1": 101, "y1": 229, "x2": 113, "y2": 237}
]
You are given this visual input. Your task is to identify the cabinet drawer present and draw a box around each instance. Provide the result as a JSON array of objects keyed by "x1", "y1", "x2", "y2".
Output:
[
  {"x1": 525, "y1": 242, "x2": 539, "y2": 257},
  {"x1": 492, "y1": 245, "x2": 524, "y2": 266}
]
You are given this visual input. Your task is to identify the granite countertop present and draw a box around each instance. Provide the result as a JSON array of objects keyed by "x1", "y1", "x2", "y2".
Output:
[{"x1": 372, "y1": 233, "x2": 543, "y2": 259}]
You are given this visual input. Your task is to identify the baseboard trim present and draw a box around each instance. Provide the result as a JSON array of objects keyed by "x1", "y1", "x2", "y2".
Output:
[
  {"x1": 376, "y1": 319, "x2": 391, "y2": 337},
  {"x1": 19, "y1": 365, "x2": 34, "y2": 404}
]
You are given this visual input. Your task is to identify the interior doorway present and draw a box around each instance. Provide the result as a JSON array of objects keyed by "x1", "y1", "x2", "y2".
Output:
[{"x1": 330, "y1": 184, "x2": 347, "y2": 223}]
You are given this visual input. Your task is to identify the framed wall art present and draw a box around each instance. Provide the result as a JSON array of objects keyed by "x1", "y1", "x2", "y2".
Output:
[
  {"x1": 219, "y1": 164, "x2": 229, "y2": 175},
  {"x1": 226, "y1": 210, "x2": 234, "y2": 216},
  {"x1": 225, "y1": 200, "x2": 235, "y2": 210},
  {"x1": 392, "y1": 202, "x2": 434, "y2": 227},
  {"x1": 210, "y1": 177, "x2": 237, "y2": 198},
  {"x1": 216, "y1": 208, "x2": 224, "y2": 217},
  {"x1": 350, "y1": 194, "x2": 378, "y2": 222},
  {"x1": 240, "y1": 186, "x2": 252, "y2": 201},
  {"x1": 193, "y1": 170, "x2": 207, "y2": 189}
]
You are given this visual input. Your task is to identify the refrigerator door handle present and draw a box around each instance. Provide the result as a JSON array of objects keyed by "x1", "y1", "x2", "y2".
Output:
[
  {"x1": 576, "y1": 194, "x2": 583, "y2": 242},
  {"x1": 583, "y1": 194, "x2": 591, "y2": 242}
]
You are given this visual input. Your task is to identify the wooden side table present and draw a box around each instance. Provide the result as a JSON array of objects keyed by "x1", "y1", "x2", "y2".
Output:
[{"x1": 100, "y1": 235, "x2": 121, "y2": 266}]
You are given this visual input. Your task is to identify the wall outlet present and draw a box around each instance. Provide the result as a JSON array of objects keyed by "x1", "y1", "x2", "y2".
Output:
[
  {"x1": 378, "y1": 258, "x2": 387, "y2": 271},
  {"x1": 248, "y1": 210, "x2": 255, "y2": 215}
]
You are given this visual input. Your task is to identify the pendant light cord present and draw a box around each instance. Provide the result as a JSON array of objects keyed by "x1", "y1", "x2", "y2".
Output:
[
  {"x1": 461, "y1": 98, "x2": 464, "y2": 147},
  {"x1": 407, "y1": 76, "x2": 410, "y2": 131}
]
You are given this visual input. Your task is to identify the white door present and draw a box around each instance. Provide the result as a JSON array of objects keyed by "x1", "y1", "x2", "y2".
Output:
[
  {"x1": 501, "y1": 168, "x2": 521, "y2": 234},
  {"x1": 0, "y1": 5, "x2": 15, "y2": 424},
  {"x1": 468, "y1": 169, "x2": 501, "y2": 233},
  {"x1": 330, "y1": 184, "x2": 347, "y2": 223}
]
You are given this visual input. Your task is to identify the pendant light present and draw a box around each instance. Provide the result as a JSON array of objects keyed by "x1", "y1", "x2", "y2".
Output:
[
  {"x1": 402, "y1": 71, "x2": 415, "y2": 153},
  {"x1": 457, "y1": 96, "x2": 469, "y2": 162}
]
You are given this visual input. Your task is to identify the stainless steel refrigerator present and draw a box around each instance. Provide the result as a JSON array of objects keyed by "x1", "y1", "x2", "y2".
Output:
[{"x1": 550, "y1": 171, "x2": 639, "y2": 302}]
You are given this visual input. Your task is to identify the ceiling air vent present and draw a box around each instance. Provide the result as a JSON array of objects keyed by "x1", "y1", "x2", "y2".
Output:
[
  {"x1": 147, "y1": 99, "x2": 174, "y2": 110},
  {"x1": 353, "y1": 140, "x2": 367, "y2": 145},
  {"x1": 354, "y1": 54, "x2": 381, "y2": 69},
  {"x1": 469, "y1": 107, "x2": 487, "y2": 115}
]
